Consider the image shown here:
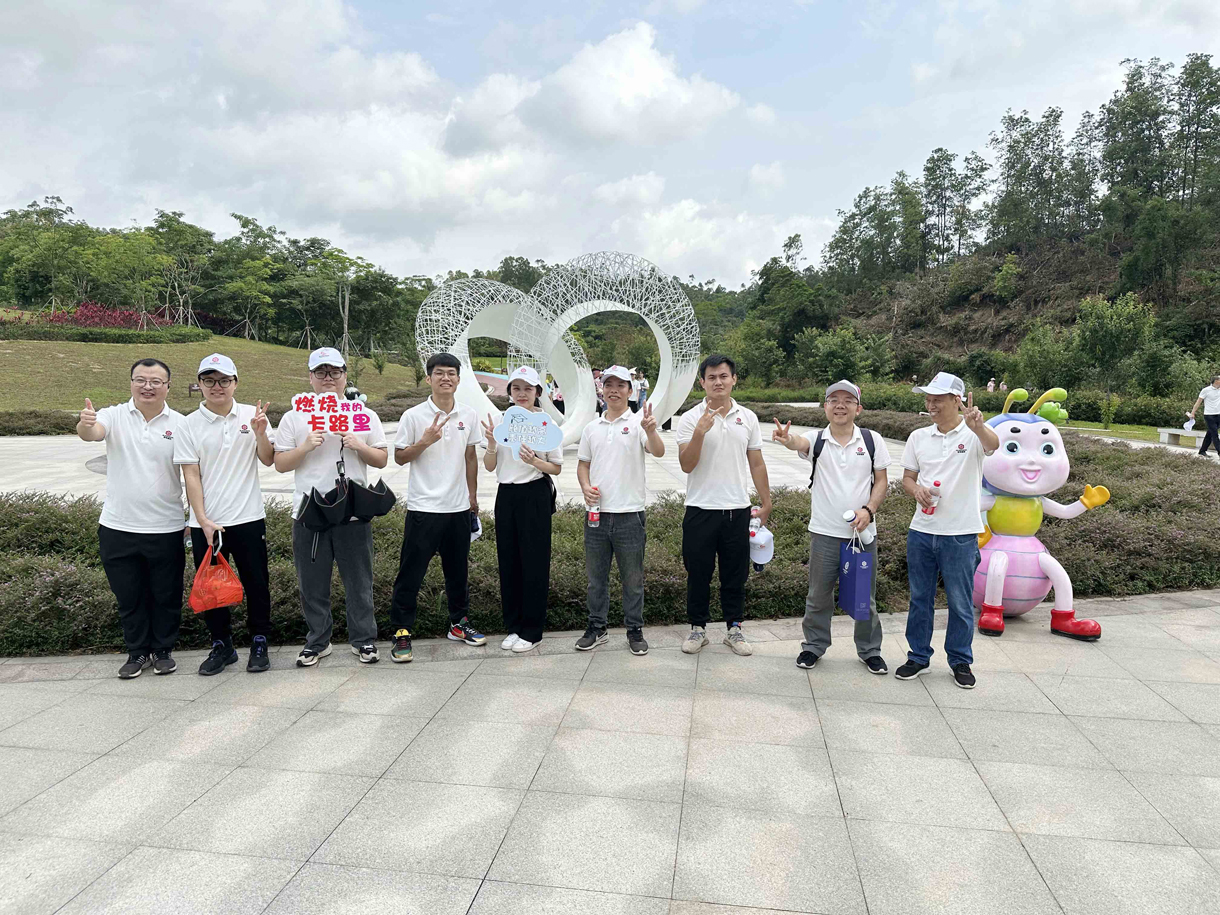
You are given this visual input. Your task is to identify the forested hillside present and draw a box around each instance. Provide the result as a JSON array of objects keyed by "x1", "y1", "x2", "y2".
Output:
[{"x1": 2, "y1": 55, "x2": 1217, "y2": 399}]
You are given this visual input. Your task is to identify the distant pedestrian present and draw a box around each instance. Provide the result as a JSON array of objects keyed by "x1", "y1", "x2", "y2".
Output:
[
  {"x1": 628, "y1": 368, "x2": 642, "y2": 412},
  {"x1": 1188, "y1": 375, "x2": 1220, "y2": 456},
  {"x1": 986, "y1": 378, "x2": 996, "y2": 393},
  {"x1": 78, "y1": 359, "x2": 185, "y2": 679}
]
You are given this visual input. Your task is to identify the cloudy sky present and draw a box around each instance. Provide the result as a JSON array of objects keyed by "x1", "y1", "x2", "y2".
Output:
[{"x1": 2, "y1": 1, "x2": 1216, "y2": 286}]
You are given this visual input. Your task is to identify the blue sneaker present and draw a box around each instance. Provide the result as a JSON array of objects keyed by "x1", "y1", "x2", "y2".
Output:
[{"x1": 447, "y1": 619, "x2": 486, "y2": 646}]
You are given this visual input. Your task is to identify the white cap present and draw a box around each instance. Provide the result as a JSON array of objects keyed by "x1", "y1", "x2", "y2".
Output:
[
  {"x1": 602, "y1": 365, "x2": 632, "y2": 383},
  {"x1": 198, "y1": 353, "x2": 237, "y2": 377},
  {"x1": 749, "y1": 526, "x2": 774, "y2": 564},
  {"x1": 824, "y1": 380, "x2": 861, "y2": 402},
  {"x1": 508, "y1": 365, "x2": 542, "y2": 388},
  {"x1": 308, "y1": 347, "x2": 346, "y2": 370},
  {"x1": 913, "y1": 371, "x2": 966, "y2": 397}
]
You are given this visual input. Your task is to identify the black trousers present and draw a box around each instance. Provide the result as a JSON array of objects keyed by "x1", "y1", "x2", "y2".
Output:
[
  {"x1": 99, "y1": 525, "x2": 185, "y2": 655},
  {"x1": 495, "y1": 477, "x2": 552, "y2": 643},
  {"x1": 682, "y1": 506, "x2": 751, "y2": 628},
  {"x1": 1201, "y1": 414, "x2": 1220, "y2": 455},
  {"x1": 390, "y1": 510, "x2": 470, "y2": 629},
  {"x1": 190, "y1": 518, "x2": 272, "y2": 642}
]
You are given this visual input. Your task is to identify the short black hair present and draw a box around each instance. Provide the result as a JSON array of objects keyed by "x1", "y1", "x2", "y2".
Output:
[
  {"x1": 426, "y1": 352, "x2": 461, "y2": 375},
  {"x1": 699, "y1": 354, "x2": 736, "y2": 378},
  {"x1": 130, "y1": 358, "x2": 170, "y2": 381}
]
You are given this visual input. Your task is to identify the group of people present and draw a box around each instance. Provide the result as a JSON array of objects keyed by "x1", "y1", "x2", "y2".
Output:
[{"x1": 82, "y1": 347, "x2": 998, "y2": 691}]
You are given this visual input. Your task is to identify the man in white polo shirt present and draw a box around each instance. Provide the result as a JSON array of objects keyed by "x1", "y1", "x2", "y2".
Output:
[
  {"x1": 1188, "y1": 375, "x2": 1220, "y2": 457},
  {"x1": 896, "y1": 371, "x2": 999, "y2": 689},
  {"x1": 772, "y1": 380, "x2": 891, "y2": 672},
  {"x1": 676, "y1": 354, "x2": 772, "y2": 657},
  {"x1": 274, "y1": 347, "x2": 388, "y2": 668},
  {"x1": 175, "y1": 354, "x2": 275, "y2": 676},
  {"x1": 575, "y1": 364, "x2": 665, "y2": 655},
  {"x1": 389, "y1": 352, "x2": 484, "y2": 662},
  {"x1": 78, "y1": 358, "x2": 186, "y2": 679}
]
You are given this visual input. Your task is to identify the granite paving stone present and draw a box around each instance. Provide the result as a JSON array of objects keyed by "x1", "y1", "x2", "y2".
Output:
[
  {"x1": 262, "y1": 862, "x2": 481, "y2": 915},
  {"x1": 0, "y1": 693, "x2": 187, "y2": 754},
  {"x1": 562, "y1": 681, "x2": 694, "y2": 736},
  {"x1": 243, "y1": 710, "x2": 427, "y2": 777},
  {"x1": 469, "y1": 881, "x2": 671, "y2": 915},
  {"x1": 1030, "y1": 674, "x2": 1190, "y2": 721},
  {"x1": 1144, "y1": 680, "x2": 1220, "y2": 724},
  {"x1": 0, "y1": 832, "x2": 131, "y2": 915},
  {"x1": 531, "y1": 726, "x2": 689, "y2": 802},
  {"x1": 942, "y1": 707, "x2": 1114, "y2": 769},
  {"x1": 314, "y1": 668, "x2": 468, "y2": 717},
  {"x1": 111, "y1": 701, "x2": 305, "y2": 765},
  {"x1": 818, "y1": 698, "x2": 965, "y2": 759},
  {"x1": 690, "y1": 691, "x2": 823, "y2": 746},
  {"x1": 1070, "y1": 715, "x2": 1220, "y2": 777},
  {"x1": 436, "y1": 674, "x2": 579, "y2": 726},
  {"x1": 684, "y1": 738, "x2": 840, "y2": 817},
  {"x1": 385, "y1": 719, "x2": 555, "y2": 789},
  {"x1": 0, "y1": 745, "x2": 97, "y2": 816},
  {"x1": 1123, "y1": 772, "x2": 1220, "y2": 848}
]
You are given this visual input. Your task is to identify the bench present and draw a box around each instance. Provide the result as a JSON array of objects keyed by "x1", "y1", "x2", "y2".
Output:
[{"x1": 1158, "y1": 427, "x2": 1208, "y2": 447}]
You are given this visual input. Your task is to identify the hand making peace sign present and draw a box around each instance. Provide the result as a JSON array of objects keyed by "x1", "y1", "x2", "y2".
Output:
[
  {"x1": 963, "y1": 391, "x2": 985, "y2": 431},
  {"x1": 771, "y1": 417, "x2": 798, "y2": 450},
  {"x1": 481, "y1": 413, "x2": 497, "y2": 450},
  {"x1": 420, "y1": 411, "x2": 450, "y2": 446},
  {"x1": 640, "y1": 401, "x2": 657, "y2": 433},
  {"x1": 252, "y1": 400, "x2": 270, "y2": 436}
]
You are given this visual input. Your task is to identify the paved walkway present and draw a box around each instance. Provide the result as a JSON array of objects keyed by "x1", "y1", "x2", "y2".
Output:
[
  {"x1": 0, "y1": 427, "x2": 908, "y2": 507},
  {"x1": 2, "y1": 592, "x2": 1220, "y2": 914}
]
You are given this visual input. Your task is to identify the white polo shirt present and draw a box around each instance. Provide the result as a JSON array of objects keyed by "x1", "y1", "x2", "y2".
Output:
[
  {"x1": 803, "y1": 425, "x2": 892, "y2": 539},
  {"x1": 577, "y1": 409, "x2": 650, "y2": 512},
  {"x1": 901, "y1": 419, "x2": 989, "y2": 536},
  {"x1": 676, "y1": 399, "x2": 763, "y2": 510},
  {"x1": 174, "y1": 402, "x2": 266, "y2": 528},
  {"x1": 484, "y1": 408, "x2": 564, "y2": 485},
  {"x1": 395, "y1": 398, "x2": 481, "y2": 513},
  {"x1": 1199, "y1": 385, "x2": 1220, "y2": 415},
  {"x1": 95, "y1": 400, "x2": 186, "y2": 534},
  {"x1": 274, "y1": 408, "x2": 389, "y2": 520}
]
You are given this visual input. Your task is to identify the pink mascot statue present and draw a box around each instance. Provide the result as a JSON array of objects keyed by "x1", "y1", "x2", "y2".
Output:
[{"x1": 973, "y1": 387, "x2": 1111, "y2": 640}]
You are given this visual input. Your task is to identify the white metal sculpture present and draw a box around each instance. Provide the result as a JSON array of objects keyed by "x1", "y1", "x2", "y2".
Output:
[{"x1": 415, "y1": 252, "x2": 701, "y2": 447}]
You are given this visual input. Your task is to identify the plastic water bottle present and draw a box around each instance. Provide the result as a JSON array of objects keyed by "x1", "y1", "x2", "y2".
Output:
[
  {"x1": 587, "y1": 499, "x2": 600, "y2": 528},
  {"x1": 749, "y1": 508, "x2": 764, "y2": 571},
  {"x1": 843, "y1": 509, "x2": 875, "y2": 546},
  {"x1": 920, "y1": 480, "x2": 942, "y2": 515}
]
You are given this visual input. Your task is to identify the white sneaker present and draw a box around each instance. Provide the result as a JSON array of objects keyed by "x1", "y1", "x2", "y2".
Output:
[
  {"x1": 501, "y1": 633, "x2": 520, "y2": 650},
  {"x1": 723, "y1": 625, "x2": 753, "y2": 656},
  {"x1": 682, "y1": 627, "x2": 709, "y2": 654},
  {"x1": 511, "y1": 638, "x2": 537, "y2": 653}
]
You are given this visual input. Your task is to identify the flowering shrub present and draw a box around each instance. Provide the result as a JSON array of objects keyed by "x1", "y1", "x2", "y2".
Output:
[{"x1": 44, "y1": 301, "x2": 167, "y2": 329}]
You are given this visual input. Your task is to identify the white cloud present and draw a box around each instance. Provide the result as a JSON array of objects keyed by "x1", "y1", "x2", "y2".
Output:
[
  {"x1": 748, "y1": 162, "x2": 786, "y2": 192},
  {"x1": 593, "y1": 173, "x2": 667, "y2": 206},
  {"x1": 746, "y1": 103, "x2": 777, "y2": 125},
  {"x1": 520, "y1": 22, "x2": 740, "y2": 144}
]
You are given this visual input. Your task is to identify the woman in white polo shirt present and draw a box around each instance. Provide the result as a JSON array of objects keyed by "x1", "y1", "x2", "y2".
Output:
[
  {"x1": 175, "y1": 354, "x2": 275, "y2": 676},
  {"x1": 481, "y1": 366, "x2": 562, "y2": 653},
  {"x1": 77, "y1": 358, "x2": 186, "y2": 679}
]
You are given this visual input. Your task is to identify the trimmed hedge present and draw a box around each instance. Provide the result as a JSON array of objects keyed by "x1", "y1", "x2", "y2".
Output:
[
  {"x1": 0, "y1": 323, "x2": 212, "y2": 344},
  {"x1": 0, "y1": 410, "x2": 80, "y2": 435},
  {"x1": 1, "y1": 428, "x2": 1218, "y2": 655}
]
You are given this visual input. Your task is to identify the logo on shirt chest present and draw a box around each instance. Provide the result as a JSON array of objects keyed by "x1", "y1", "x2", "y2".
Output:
[
  {"x1": 240, "y1": 424, "x2": 250, "y2": 434},
  {"x1": 734, "y1": 417, "x2": 743, "y2": 425},
  {"x1": 162, "y1": 430, "x2": 173, "y2": 440},
  {"x1": 621, "y1": 427, "x2": 630, "y2": 435},
  {"x1": 855, "y1": 446, "x2": 866, "y2": 455},
  {"x1": 456, "y1": 422, "x2": 465, "y2": 430},
  {"x1": 955, "y1": 443, "x2": 967, "y2": 454}
]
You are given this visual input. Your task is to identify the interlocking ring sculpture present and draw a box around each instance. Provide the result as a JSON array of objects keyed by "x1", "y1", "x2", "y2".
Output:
[{"x1": 415, "y1": 251, "x2": 701, "y2": 447}]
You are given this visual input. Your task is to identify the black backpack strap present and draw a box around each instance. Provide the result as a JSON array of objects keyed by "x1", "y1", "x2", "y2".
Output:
[
  {"x1": 860, "y1": 427, "x2": 877, "y2": 463},
  {"x1": 807, "y1": 429, "x2": 826, "y2": 489}
]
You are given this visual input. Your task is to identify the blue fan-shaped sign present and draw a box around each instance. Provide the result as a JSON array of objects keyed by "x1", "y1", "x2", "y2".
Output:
[{"x1": 493, "y1": 406, "x2": 564, "y2": 460}]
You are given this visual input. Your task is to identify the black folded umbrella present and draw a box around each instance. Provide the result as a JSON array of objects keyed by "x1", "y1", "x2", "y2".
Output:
[
  {"x1": 348, "y1": 478, "x2": 397, "y2": 522},
  {"x1": 298, "y1": 459, "x2": 351, "y2": 561}
]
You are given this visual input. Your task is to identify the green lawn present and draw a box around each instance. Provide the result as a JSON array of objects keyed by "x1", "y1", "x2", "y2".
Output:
[
  {"x1": 0, "y1": 338, "x2": 422, "y2": 412},
  {"x1": 1062, "y1": 421, "x2": 1162, "y2": 443}
]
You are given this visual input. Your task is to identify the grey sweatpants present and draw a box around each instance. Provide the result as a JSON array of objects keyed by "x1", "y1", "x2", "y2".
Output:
[
  {"x1": 801, "y1": 531, "x2": 883, "y2": 660},
  {"x1": 292, "y1": 519, "x2": 379, "y2": 651}
]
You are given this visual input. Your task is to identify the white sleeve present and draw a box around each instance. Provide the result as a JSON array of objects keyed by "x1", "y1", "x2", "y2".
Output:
[
  {"x1": 173, "y1": 419, "x2": 199, "y2": 465},
  {"x1": 871, "y1": 432, "x2": 892, "y2": 469},
  {"x1": 94, "y1": 405, "x2": 119, "y2": 439},
  {"x1": 365, "y1": 411, "x2": 388, "y2": 450},
  {"x1": 901, "y1": 433, "x2": 920, "y2": 472},
  {"x1": 393, "y1": 410, "x2": 414, "y2": 449},
  {"x1": 675, "y1": 411, "x2": 695, "y2": 445},
  {"x1": 465, "y1": 412, "x2": 481, "y2": 447},
  {"x1": 274, "y1": 412, "x2": 300, "y2": 452},
  {"x1": 577, "y1": 426, "x2": 594, "y2": 463},
  {"x1": 746, "y1": 412, "x2": 763, "y2": 450}
]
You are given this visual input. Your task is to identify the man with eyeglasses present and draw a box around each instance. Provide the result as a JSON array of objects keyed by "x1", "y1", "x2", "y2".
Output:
[
  {"x1": 78, "y1": 358, "x2": 186, "y2": 679},
  {"x1": 175, "y1": 354, "x2": 275, "y2": 675},
  {"x1": 275, "y1": 347, "x2": 388, "y2": 667}
]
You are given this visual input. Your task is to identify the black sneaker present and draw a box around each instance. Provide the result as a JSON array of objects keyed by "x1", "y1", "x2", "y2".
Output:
[
  {"x1": 796, "y1": 651, "x2": 818, "y2": 669},
  {"x1": 575, "y1": 627, "x2": 608, "y2": 651},
  {"x1": 198, "y1": 641, "x2": 238, "y2": 676},
  {"x1": 118, "y1": 653, "x2": 151, "y2": 679},
  {"x1": 895, "y1": 660, "x2": 930, "y2": 680},
  {"x1": 152, "y1": 649, "x2": 176, "y2": 675},
  {"x1": 626, "y1": 628, "x2": 648, "y2": 655},
  {"x1": 247, "y1": 636, "x2": 270, "y2": 673},
  {"x1": 861, "y1": 655, "x2": 889, "y2": 675},
  {"x1": 952, "y1": 663, "x2": 977, "y2": 689}
]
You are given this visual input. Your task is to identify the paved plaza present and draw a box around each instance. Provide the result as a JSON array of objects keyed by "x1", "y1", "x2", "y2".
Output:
[{"x1": 2, "y1": 592, "x2": 1220, "y2": 914}]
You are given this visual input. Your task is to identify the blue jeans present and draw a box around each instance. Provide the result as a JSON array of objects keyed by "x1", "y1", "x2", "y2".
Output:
[{"x1": 905, "y1": 529, "x2": 980, "y2": 667}]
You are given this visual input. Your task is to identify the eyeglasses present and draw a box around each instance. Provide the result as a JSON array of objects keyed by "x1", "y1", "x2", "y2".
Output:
[
  {"x1": 311, "y1": 369, "x2": 345, "y2": 380},
  {"x1": 200, "y1": 377, "x2": 235, "y2": 389},
  {"x1": 131, "y1": 378, "x2": 167, "y2": 389}
]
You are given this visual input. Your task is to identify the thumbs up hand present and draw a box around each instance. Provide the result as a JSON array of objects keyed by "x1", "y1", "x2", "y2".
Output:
[{"x1": 80, "y1": 398, "x2": 97, "y2": 427}]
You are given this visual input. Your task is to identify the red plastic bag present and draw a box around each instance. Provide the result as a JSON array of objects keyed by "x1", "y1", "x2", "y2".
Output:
[{"x1": 189, "y1": 537, "x2": 244, "y2": 614}]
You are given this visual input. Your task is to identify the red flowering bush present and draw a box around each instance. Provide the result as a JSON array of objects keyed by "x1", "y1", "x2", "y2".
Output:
[{"x1": 45, "y1": 301, "x2": 167, "y2": 328}]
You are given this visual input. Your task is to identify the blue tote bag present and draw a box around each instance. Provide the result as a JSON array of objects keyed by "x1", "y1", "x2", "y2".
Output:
[{"x1": 837, "y1": 534, "x2": 873, "y2": 622}]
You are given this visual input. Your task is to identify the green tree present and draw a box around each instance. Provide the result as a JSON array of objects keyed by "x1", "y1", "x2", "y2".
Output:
[
  {"x1": 724, "y1": 318, "x2": 785, "y2": 385},
  {"x1": 1075, "y1": 292, "x2": 1154, "y2": 422}
]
